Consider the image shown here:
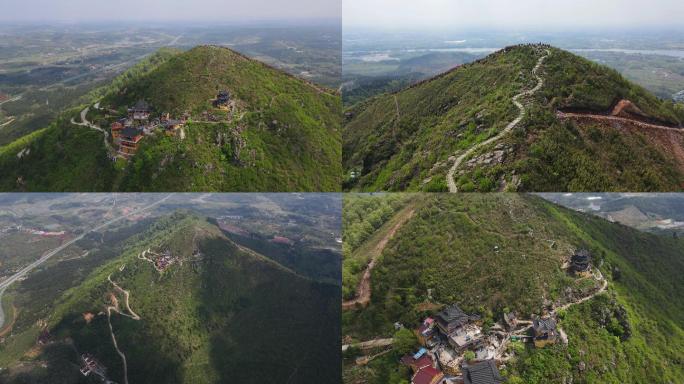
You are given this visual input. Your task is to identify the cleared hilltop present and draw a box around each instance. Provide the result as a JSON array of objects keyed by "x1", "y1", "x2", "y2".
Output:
[
  {"x1": 343, "y1": 44, "x2": 684, "y2": 192},
  {"x1": 0, "y1": 46, "x2": 342, "y2": 192}
]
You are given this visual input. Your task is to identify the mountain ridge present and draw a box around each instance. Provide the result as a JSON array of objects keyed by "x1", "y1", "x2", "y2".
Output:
[
  {"x1": 0, "y1": 45, "x2": 342, "y2": 192},
  {"x1": 342, "y1": 193, "x2": 684, "y2": 384},
  {"x1": 343, "y1": 44, "x2": 684, "y2": 192},
  {"x1": 0, "y1": 211, "x2": 341, "y2": 384}
]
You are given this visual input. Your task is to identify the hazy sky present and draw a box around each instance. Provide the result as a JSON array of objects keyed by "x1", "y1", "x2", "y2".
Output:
[
  {"x1": 344, "y1": 0, "x2": 684, "y2": 30},
  {"x1": 0, "y1": 0, "x2": 340, "y2": 22}
]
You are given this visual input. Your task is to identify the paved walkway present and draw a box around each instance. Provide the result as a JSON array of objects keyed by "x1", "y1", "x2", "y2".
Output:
[{"x1": 447, "y1": 50, "x2": 550, "y2": 192}]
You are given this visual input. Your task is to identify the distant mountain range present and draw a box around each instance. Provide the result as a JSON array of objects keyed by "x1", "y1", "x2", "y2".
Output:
[
  {"x1": 539, "y1": 193, "x2": 684, "y2": 235},
  {"x1": 0, "y1": 46, "x2": 342, "y2": 192},
  {"x1": 343, "y1": 44, "x2": 684, "y2": 192}
]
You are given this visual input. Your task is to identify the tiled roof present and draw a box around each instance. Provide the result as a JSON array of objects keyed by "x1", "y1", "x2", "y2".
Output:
[
  {"x1": 121, "y1": 127, "x2": 143, "y2": 139},
  {"x1": 533, "y1": 317, "x2": 557, "y2": 332},
  {"x1": 463, "y1": 360, "x2": 505, "y2": 384}
]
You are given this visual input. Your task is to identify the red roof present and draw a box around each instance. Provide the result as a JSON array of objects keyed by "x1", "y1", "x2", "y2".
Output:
[
  {"x1": 401, "y1": 354, "x2": 433, "y2": 372},
  {"x1": 418, "y1": 324, "x2": 433, "y2": 336},
  {"x1": 271, "y1": 236, "x2": 294, "y2": 245},
  {"x1": 412, "y1": 366, "x2": 443, "y2": 384},
  {"x1": 121, "y1": 134, "x2": 143, "y2": 143}
]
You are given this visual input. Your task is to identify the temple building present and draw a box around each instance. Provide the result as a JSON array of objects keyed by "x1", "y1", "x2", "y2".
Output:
[
  {"x1": 118, "y1": 127, "x2": 144, "y2": 157},
  {"x1": 532, "y1": 316, "x2": 557, "y2": 348},
  {"x1": 128, "y1": 100, "x2": 151, "y2": 120},
  {"x1": 461, "y1": 360, "x2": 505, "y2": 384},
  {"x1": 435, "y1": 304, "x2": 480, "y2": 336},
  {"x1": 111, "y1": 121, "x2": 124, "y2": 141},
  {"x1": 213, "y1": 90, "x2": 231, "y2": 109},
  {"x1": 400, "y1": 351, "x2": 445, "y2": 384},
  {"x1": 571, "y1": 248, "x2": 592, "y2": 277}
]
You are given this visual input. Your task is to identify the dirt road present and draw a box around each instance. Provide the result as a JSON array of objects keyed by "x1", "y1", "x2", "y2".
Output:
[
  {"x1": 342, "y1": 338, "x2": 394, "y2": 352},
  {"x1": 70, "y1": 106, "x2": 116, "y2": 156},
  {"x1": 447, "y1": 49, "x2": 550, "y2": 192},
  {"x1": 106, "y1": 274, "x2": 141, "y2": 384},
  {"x1": 342, "y1": 206, "x2": 415, "y2": 310},
  {"x1": 557, "y1": 111, "x2": 684, "y2": 133},
  {"x1": 0, "y1": 194, "x2": 171, "y2": 328}
]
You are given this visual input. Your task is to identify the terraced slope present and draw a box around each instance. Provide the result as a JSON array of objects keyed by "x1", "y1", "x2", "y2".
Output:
[
  {"x1": 0, "y1": 45, "x2": 342, "y2": 192},
  {"x1": 343, "y1": 44, "x2": 684, "y2": 192}
]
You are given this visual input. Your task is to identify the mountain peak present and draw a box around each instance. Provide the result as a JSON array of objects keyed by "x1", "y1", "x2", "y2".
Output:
[{"x1": 344, "y1": 44, "x2": 684, "y2": 192}]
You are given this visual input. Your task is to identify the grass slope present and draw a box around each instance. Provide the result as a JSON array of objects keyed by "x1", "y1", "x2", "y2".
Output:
[
  {"x1": 342, "y1": 193, "x2": 684, "y2": 384},
  {"x1": 343, "y1": 45, "x2": 684, "y2": 192}
]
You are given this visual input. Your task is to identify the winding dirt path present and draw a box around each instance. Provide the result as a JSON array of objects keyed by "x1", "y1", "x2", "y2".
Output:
[
  {"x1": 394, "y1": 95, "x2": 400, "y2": 121},
  {"x1": 106, "y1": 274, "x2": 141, "y2": 384},
  {"x1": 70, "y1": 106, "x2": 116, "y2": 156},
  {"x1": 495, "y1": 267, "x2": 608, "y2": 361},
  {"x1": 553, "y1": 268, "x2": 607, "y2": 314},
  {"x1": 0, "y1": 194, "x2": 171, "y2": 328},
  {"x1": 447, "y1": 50, "x2": 550, "y2": 192},
  {"x1": 0, "y1": 117, "x2": 15, "y2": 128},
  {"x1": 342, "y1": 206, "x2": 415, "y2": 310},
  {"x1": 556, "y1": 111, "x2": 684, "y2": 133},
  {"x1": 342, "y1": 338, "x2": 394, "y2": 352}
]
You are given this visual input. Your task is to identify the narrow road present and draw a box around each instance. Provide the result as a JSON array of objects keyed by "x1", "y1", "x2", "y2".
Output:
[
  {"x1": 107, "y1": 275, "x2": 141, "y2": 320},
  {"x1": 40, "y1": 53, "x2": 151, "y2": 92},
  {"x1": 167, "y1": 34, "x2": 183, "y2": 46},
  {"x1": 447, "y1": 50, "x2": 550, "y2": 192},
  {"x1": 0, "y1": 194, "x2": 171, "y2": 328},
  {"x1": 70, "y1": 106, "x2": 116, "y2": 156},
  {"x1": 0, "y1": 95, "x2": 22, "y2": 106},
  {"x1": 106, "y1": 275, "x2": 141, "y2": 384},
  {"x1": 342, "y1": 338, "x2": 394, "y2": 352},
  {"x1": 342, "y1": 206, "x2": 415, "y2": 310},
  {"x1": 496, "y1": 267, "x2": 608, "y2": 361},
  {"x1": 552, "y1": 268, "x2": 608, "y2": 314},
  {"x1": 0, "y1": 117, "x2": 16, "y2": 128},
  {"x1": 556, "y1": 111, "x2": 684, "y2": 133}
]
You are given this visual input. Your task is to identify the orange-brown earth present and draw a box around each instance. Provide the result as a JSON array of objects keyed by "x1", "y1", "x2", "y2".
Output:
[{"x1": 557, "y1": 99, "x2": 684, "y2": 175}]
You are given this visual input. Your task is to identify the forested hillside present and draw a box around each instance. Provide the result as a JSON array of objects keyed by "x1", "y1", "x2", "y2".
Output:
[
  {"x1": 0, "y1": 213, "x2": 341, "y2": 384},
  {"x1": 0, "y1": 46, "x2": 342, "y2": 192},
  {"x1": 342, "y1": 193, "x2": 684, "y2": 384}
]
